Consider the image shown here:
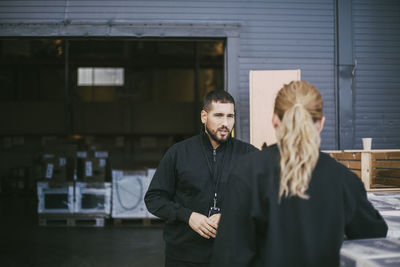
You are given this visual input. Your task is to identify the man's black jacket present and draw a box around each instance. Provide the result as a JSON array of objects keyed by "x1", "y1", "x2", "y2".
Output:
[{"x1": 145, "y1": 132, "x2": 257, "y2": 263}]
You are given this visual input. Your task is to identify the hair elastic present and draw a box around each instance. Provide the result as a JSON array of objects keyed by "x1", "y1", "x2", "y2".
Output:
[{"x1": 293, "y1": 103, "x2": 303, "y2": 108}]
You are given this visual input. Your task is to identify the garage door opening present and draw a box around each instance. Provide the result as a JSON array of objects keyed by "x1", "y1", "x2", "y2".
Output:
[{"x1": 0, "y1": 38, "x2": 225, "y2": 194}]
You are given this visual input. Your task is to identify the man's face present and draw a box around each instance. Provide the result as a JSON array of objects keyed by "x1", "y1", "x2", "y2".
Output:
[{"x1": 201, "y1": 101, "x2": 235, "y2": 145}]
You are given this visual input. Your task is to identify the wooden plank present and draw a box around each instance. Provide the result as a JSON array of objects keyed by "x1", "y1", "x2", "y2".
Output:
[
  {"x1": 374, "y1": 161, "x2": 400, "y2": 169},
  {"x1": 249, "y1": 69, "x2": 300, "y2": 148},
  {"x1": 367, "y1": 188, "x2": 400, "y2": 192},
  {"x1": 374, "y1": 178, "x2": 400, "y2": 188},
  {"x1": 373, "y1": 152, "x2": 400, "y2": 160},
  {"x1": 330, "y1": 152, "x2": 361, "y2": 160},
  {"x1": 375, "y1": 169, "x2": 400, "y2": 178},
  {"x1": 338, "y1": 160, "x2": 361, "y2": 169},
  {"x1": 341, "y1": 150, "x2": 400, "y2": 153},
  {"x1": 361, "y1": 152, "x2": 372, "y2": 190}
]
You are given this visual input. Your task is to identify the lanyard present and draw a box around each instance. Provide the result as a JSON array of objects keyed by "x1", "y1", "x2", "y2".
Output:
[{"x1": 199, "y1": 135, "x2": 227, "y2": 208}]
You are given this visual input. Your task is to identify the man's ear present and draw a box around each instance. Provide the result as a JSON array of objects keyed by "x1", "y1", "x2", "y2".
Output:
[
  {"x1": 201, "y1": 110, "x2": 207, "y2": 124},
  {"x1": 272, "y1": 114, "x2": 281, "y2": 130},
  {"x1": 316, "y1": 116, "x2": 326, "y2": 133}
]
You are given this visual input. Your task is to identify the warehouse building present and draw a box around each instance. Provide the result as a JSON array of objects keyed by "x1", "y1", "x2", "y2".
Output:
[{"x1": 0, "y1": 0, "x2": 399, "y2": 266}]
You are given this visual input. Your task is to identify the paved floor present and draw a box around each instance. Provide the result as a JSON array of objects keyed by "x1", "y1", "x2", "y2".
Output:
[{"x1": 0, "y1": 195, "x2": 165, "y2": 267}]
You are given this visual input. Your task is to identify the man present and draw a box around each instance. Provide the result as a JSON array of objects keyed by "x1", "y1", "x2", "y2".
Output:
[{"x1": 145, "y1": 90, "x2": 258, "y2": 267}]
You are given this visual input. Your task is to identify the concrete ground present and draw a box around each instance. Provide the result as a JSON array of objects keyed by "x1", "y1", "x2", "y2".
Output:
[{"x1": 0, "y1": 195, "x2": 165, "y2": 267}]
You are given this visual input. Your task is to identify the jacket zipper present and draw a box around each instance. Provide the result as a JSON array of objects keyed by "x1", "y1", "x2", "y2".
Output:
[
  {"x1": 213, "y1": 149, "x2": 216, "y2": 162},
  {"x1": 212, "y1": 149, "x2": 218, "y2": 209}
]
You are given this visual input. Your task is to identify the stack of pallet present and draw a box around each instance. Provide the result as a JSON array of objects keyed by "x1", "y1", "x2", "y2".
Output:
[
  {"x1": 37, "y1": 183, "x2": 111, "y2": 227},
  {"x1": 37, "y1": 149, "x2": 111, "y2": 227},
  {"x1": 326, "y1": 150, "x2": 400, "y2": 191}
]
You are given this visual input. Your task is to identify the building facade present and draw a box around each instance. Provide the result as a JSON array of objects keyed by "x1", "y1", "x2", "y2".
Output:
[{"x1": 0, "y1": 0, "x2": 399, "y2": 150}]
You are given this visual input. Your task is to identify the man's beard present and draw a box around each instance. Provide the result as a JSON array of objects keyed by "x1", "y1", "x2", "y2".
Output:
[{"x1": 205, "y1": 125, "x2": 231, "y2": 145}]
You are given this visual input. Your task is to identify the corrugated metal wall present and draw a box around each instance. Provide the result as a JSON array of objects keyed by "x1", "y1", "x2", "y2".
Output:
[
  {"x1": 236, "y1": 1, "x2": 336, "y2": 149},
  {"x1": 4, "y1": 0, "x2": 399, "y2": 150},
  {"x1": 352, "y1": 0, "x2": 400, "y2": 149},
  {"x1": 0, "y1": 0, "x2": 337, "y2": 148}
]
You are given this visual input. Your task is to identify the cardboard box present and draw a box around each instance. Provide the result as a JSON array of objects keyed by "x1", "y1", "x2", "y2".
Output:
[
  {"x1": 76, "y1": 151, "x2": 109, "y2": 182},
  {"x1": 37, "y1": 181, "x2": 74, "y2": 213},
  {"x1": 111, "y1": 170, "x2": 149, "y2": 219},
  {"x1": 38, "y1": 144, "x2": 78, "y2": 182},
  {"x1": 74, "y1": 182, "x2": 111, "y2": 214},
  {"x1": 146, "y1": 168, "x2": 159, "y2": 219},
  {"x1": 41, "y1": 154, "x2": 72, "y2": 182}
]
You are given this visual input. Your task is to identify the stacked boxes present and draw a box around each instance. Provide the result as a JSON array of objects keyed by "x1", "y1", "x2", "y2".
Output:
[
  {"x1": 37, "y1": 181, "x2": 111, "y2": 215},
  {"x1": 37, "y1": 181, "x2": 74, "y2": 213},
  {"x1": 37, "y1": 148, "x2": 112, "y2": 224},
  {"x1": 41, "y1": 154, "x2": 72, "y2": 182},
  {"x1": 75, "y1": 182, "x2": 111, "y2": 214},
  {"x1": 37, "y1": 145, "x2": 110, "y2": 183},
  {"x1": 37, "y1": 167, "x2": 156, "y2": 217},
  {"x1": 326, "y1": 150, "x2": 400, "y2": 191},
  {"x1": 38, "y1": 144, "x2": 78, "y2": 182},
  {"x1": 340, "y1": 238, "x2": 400, "y2": 266},
  {"x1": 77, "y1": 151, "x2": 109, "y2": 182},
  {"x1": 367, "y1": 193, "x2": 400, "y2": 211},
  {"x1": 146, "y1": 168, "x2": 158, "y2": 219},
  {"x1": 111, "y1": 170, "x2": 149, "y2": 218},
  {"x1": 367, "y1": 192, "x2": 400, "y2": 238},
  {"x1": 383, "y1": 215, "x2": 400, "y2": 239}
]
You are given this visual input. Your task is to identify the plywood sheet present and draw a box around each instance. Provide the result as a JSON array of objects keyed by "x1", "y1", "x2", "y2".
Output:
[{"x1": 249, "y1": 70, "x2": 300, "y2": 149}]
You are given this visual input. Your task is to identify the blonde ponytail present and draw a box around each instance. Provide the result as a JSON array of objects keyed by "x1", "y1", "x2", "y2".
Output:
[{"x1": 274, "y1": 81, "x2": 323, "y2": 200}]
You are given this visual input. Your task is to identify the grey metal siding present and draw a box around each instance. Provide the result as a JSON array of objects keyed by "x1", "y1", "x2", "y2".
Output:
[
  {"x1": 0, "y1": 0, "x2": 337, "y2": 149},
  {"x1": 353, "y1": 0, "x2": 400, "y2": 149},
  {"x1": 237, "y1": 1, "x2": 336, "y2": 149}
]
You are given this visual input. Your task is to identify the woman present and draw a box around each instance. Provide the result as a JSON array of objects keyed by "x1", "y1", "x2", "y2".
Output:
[{"x1": 211, "y1": 81, "x2": 387, "y2": 267}]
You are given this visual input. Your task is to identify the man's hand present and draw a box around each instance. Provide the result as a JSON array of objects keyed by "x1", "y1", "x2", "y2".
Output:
[
  {"x1": 208, "y1": 213, "x2": 221, "y2": 227},
  {"x1": 189, "y1": 212, "x2": 218, "y2": 239}
]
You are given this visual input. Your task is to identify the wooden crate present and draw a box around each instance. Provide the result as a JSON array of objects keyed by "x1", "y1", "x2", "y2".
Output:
[
  {"x1": 369, "y1": 151, "x2": 400, "y2": 190},
  {"x1": 326, "y1": 151, "x2": 362, "y2": 178},
  {"x1": 325, "y1": 150, "x2": 400, "y2": 192}
]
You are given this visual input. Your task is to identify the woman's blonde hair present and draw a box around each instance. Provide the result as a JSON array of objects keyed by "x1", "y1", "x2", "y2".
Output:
[{"x1": 274, "y1": 81, "x2": 323, "y2": 200}]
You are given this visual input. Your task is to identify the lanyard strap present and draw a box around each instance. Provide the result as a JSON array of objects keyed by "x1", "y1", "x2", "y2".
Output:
[{"x1": 199, "y1": 135, "x2": 227, "y2": 206}]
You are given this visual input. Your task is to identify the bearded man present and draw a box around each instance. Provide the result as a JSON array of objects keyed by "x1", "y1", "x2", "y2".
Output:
[{"x1": 145, "y1": 90, "x2": 258, "y2": 267}]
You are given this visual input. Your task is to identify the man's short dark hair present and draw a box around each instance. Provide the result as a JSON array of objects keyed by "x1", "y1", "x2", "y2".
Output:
[{"x1": 202, "y1": 90, "x2": 235, "y2": 111}]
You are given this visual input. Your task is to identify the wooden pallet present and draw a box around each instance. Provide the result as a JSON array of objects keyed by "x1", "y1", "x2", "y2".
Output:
[
  {"x1": 112, "y1": 218, "x2": 163, "y2": 227},
  {"x1": 325, "y1": 150, "x2": 400, "y2": 191},
  {"x1": 326, "y1": 151, "x2": 362, "y2": 178},
  {"x1": 38, "y1": 213, "x2": 109, "y2": 227}
]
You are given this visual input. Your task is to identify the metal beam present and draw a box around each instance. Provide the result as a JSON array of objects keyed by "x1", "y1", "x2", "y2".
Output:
[
  {"x1": 0, "y1": 22, "x2": 240, "y2": 38},
  {"x1": 225, "y1": 36, "x2": 241, "y2": 140},
  {"x1": 336, "y1": 0, "x2": 355, "y2": 149}
]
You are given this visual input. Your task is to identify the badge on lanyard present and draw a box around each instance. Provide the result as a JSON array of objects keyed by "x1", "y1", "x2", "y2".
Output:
[{"x1": 208, "y1": 192, "x2": 221, "y2": 217}]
